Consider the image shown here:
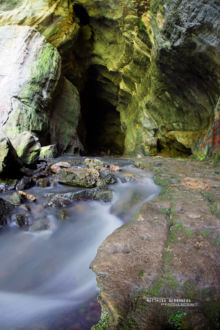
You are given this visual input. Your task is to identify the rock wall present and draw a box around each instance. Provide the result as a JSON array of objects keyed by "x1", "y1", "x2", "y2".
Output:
[
  {"x1": 0, "y1": 0, "x2": 79, "y2": 76},
  {"x1": 0, "y1": 25, "x2": 81, "y2": 153},
  {"x1": 73, "y1": 0, "x2": 220, "y2": 156}
]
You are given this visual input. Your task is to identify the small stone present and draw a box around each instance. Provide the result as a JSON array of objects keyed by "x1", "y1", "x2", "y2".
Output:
[
  {"x1": 58, "y1": 210, "x2": 68, "y2": 221},
  {"x1": 29, "y1": 218, "x2": 49, "y2": 231},
  {"x1": 110, "y1": 164, "x2": 121, "y2": 172},
  {"x1": 37, "y1": 178, "x2": 50, "y2": 187},
  {"x1": 10, "y1": 192, "x2": 23, "y2": 205},
  {"x1": 50, "y1": 162, "x2": 71, "y2": 174},
  {"x1": 84, "y1": 158, "x2": 104, "y2": 170},
  {"x1": 16, "y1": 177, "x2": 35, "y2": 190},
  {"x1": 14, "y1": 214, "x2": 29, "y2": 227}
]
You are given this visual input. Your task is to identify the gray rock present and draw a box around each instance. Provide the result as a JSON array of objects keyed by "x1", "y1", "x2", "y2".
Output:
[
  {"x1": 16, "y1": 177, "x2": 35, "y2": 191},
  {"x1": 45, "y1": 187, "x2": 113, "y2": 207},
  {"x1": 29, "y1": 218, "x2": 49, "y2": 232},
  {"x1": 14, "y1": 214, "x2": 30, "y2": 227},
  {"x1": 10, "y1": 192, "x2": 23, "y2": 206}
]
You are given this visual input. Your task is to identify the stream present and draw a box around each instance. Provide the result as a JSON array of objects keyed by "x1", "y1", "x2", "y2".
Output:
[{"x1": 0, "y1": 157, "x2": 161, "y2": 329}]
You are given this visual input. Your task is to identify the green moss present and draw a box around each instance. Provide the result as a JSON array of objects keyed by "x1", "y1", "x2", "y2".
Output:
[
  {"x1": 138, "y1": 270, "x2": 144, "y2": 278},
  {"x1": 120, "y1": 317, "x2": 138, "y2": 329},
  {"x1": 138, "y1": 19, "x2": 146, "y2": 32},
  {"x1": 154, "y1": 176, "x2": 169, "y2": 187},
  {"x1": 200, "y1": 229, "x2": 211, "y2": 238},
  {"x1": 93, "y1": 310, "x2": 110, "y2": 330},
  {"x1": 168, "y1": 222, "x2": 184, "y2": 244},
  {"x1": 148, "y1": 273, "x2": 179, "y2": 297},
  {"x1": 203, "y1": 301, "x2": 220, "y2": 328},
  {"x1": 163, "y1": 249, "x2": 173, "y2": 267},
  {"x1": 163, "y1": 273, "x2": 179, "y2": 289},
  {"x1": 215, "y1": 234, "x2": 220, "y2": 247},
  {"x1": 148, "y1": 277, "x2": 163, "y2": 297},
  {"x1": 182, "y1": 280, "x2": 199, "y2": 299},
  {"x1": 168, "y1": 312, "x2": 187, "y2": 330},
  {"x1": 192, "y1": 149, "x2": 208, "y2": 161}
]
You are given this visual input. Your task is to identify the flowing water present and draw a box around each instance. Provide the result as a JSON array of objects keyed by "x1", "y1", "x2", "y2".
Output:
[{"x1": 0, "y1": 158, "x2": 161, "y2": 329}]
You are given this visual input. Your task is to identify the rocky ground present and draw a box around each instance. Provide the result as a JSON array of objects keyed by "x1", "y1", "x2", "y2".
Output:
[{"x1": 92, "y1": 156, "x2": 220, "y2": 330}]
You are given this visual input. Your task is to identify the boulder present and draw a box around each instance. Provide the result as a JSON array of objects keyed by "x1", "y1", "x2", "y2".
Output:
[
  {"x1": 45, "y1": 187, "x2": 113, "y2": 207},
  {"x1": 0, "y1": 0, "x2": 79, "y2": 78},
  {"x1": 39, "y1": 145, "x2": 57, "y2": 160},
  {"x1": 56, "y1": 166, "x2": 117, "y2": 188},
  {"x1": 0, "y1": 25, "x2": 61, "y2": 141},
  {"x1": 0, "y1": 134, "x2": 23, "y2": 177},
  {"x1": 84, "y1": 158, "x2": 105, "y2": 170},
  {"x1": 11, "y1": 131, "x2": 41, "y2": 165},
  {"x1": 50, "y1": 162, "x2": 71, "y2": 174},
  {"x1": 57, "y1": 167, "x2": 99, "y2": 188},
  {"x1": 0, "y1": 25, "x2": 82, "y2": 154}
]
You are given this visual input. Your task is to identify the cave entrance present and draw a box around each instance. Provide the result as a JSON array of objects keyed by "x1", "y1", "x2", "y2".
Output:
[{"x1": 81, "y1": 66, "x2": 125, "y2": 155}]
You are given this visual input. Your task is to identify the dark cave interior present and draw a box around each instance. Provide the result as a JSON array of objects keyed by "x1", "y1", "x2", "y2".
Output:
[{"x1": 80, "y1": 65, "x2": 125, "y2": 155}]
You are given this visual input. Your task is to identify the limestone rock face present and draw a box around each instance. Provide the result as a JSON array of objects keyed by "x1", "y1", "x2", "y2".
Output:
[
  {"x1": 0, "y1": 25, "x2": 82, "y2": 154},
  {"x1": 74, "y1": 0, "x2": 220, "y2": 156},
  {"x1": 0, "y1": 0, "x2": 79, "y2": 76},
  {"x1": 0, "y1": 25, "x2": 61, "y2": 141},
  {"x1": 50, "y1": 78, "x2": 83, "y2": 154}
]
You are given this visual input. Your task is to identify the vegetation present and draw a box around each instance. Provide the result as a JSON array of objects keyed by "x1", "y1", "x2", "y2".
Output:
[{"x1": 168, "y1": 312, "x2": 187, "y2": 330}]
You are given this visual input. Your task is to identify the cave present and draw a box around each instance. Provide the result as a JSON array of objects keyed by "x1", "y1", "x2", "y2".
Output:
[
  {"x1": 80, "y1": 65, "x2": 125, "y2": 155},
  {"x1": 73, "y1": 4, "x2": 90, "y2": 26}
]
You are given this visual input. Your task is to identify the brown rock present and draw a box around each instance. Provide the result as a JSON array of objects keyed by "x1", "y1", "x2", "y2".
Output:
[{"x1": 50, "y1": 162, "x2": 71, "y2": 174}]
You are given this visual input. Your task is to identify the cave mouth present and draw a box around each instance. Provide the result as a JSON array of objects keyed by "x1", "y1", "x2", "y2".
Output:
[
  {"x1": 80, "y1": 67, "x2": 125, "y2": 156},
  {"x1": 73, "y1": 4, "x2": 90, "y2": 25}
]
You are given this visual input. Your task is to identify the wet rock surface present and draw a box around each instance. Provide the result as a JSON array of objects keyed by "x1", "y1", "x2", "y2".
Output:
[
  {"x1": 0, "y1": 197, "x2": 14, "y2": 226},
  {"x1": 92, "y1": 156, "x2": 220, "y2": 329},
  {"x1": 0, "y1": 134, "x2": 23, "y2": 177},
  {"x1": 52, "y1": 158, "x2": 117, "y2": 188},
  {"x1": 11, "y1": 131, "x2": 41, "y2": 165}
]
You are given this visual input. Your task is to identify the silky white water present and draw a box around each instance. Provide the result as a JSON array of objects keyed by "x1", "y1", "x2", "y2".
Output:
[{"x1": 0, "y1": 161, "x2": 161, "y2": 329}]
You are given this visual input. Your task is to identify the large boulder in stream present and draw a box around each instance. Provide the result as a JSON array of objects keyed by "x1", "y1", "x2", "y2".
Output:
[{"x1": 53, "y1": 160, "x2": 117, "y2": 188}]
